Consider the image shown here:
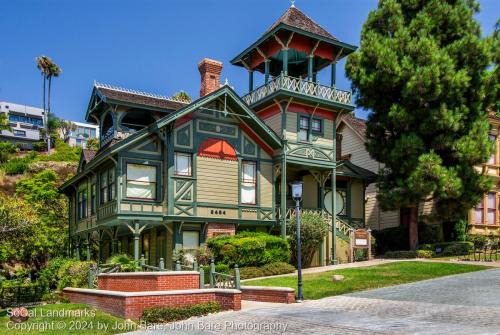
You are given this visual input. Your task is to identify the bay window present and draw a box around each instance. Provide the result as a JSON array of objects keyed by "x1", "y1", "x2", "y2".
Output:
[
  {"x1": 100, "y1": 167, "x2": 115, "y2": 204},
  {"x1": 126, "y1": 163, "x2": 157, "y2": 200},
  {"x1": 175, "y1": 152, "x2": 192, "y2": 176},
  {"x1": 241, "y1": 161, "x2": 256, "y2": 204}
]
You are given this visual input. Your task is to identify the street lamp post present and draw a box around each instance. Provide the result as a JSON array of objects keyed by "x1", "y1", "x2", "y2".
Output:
[{"x1": 290, "y1": 181, "x2": 303, "y2": 302}]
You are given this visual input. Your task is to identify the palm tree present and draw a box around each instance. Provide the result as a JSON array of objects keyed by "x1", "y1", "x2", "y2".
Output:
[{"x1": 36, "y1": 56, "x2": 62, "y2": 152}]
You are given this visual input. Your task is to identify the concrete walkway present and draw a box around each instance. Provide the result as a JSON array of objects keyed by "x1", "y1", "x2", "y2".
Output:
[{"x1": 128, "y1": 268, "x2": 500, "y2": 335}]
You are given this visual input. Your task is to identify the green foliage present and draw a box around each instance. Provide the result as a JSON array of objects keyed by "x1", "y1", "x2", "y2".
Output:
[
  {"x1": 384, "y1": 250, "x2": 418, "y2": 259},
  {"x1": 372, "y1": 226, "x2": 409, "y2": 254},
  {"x1": 354, "y1": 249, "x2": 368, "y2": 261},
  {"x1": 206, "y1": 232, "x2": 290, "y2": 267},
  {"x1": 418, "y1": 223, "x2": 444, "y2": 244},
  {"x1": 106, "y1": 254, "x2": 139, "y2": 272},
  {"x1": 55, "y1": 260, "x2": 94, "y2": 290},
  {"x1": 85, "y1": 137, "x2": 99, "y2": 151},
  {"x1": 0, "y1": 142, "x2": 17, "y2": 163},
  {"x1": 453, "y1": 219, "x2": 468, "y2": 242},
  {"x1": 416, "y1": 250, "x2": 435, "y2": 258},
  {"x1": 346, "y1": 0, "x2": 497, "y2": 247},
  {"x1": 442, "y1": 242, "x2": 473, "y2": 256},
  {"x1": 32, "y1": 141, "x2": 48, "y2": 152},
  {"x1": 260, "y1": 262, "x2": 295, "y2": 276},
  {"x1": 0, "y1": 157, "x2": 29, "y2": 175},
  {"x1": 37, "y1": 257, "x2": 74, "y2": 290},
  {"x1": 171, "y1": 90, "x2": 192, "y2": 103},
  {"x1": 0, "y1": 283, "x2": 46, "y2": 308},
  {"x1": 287, "y1": 212, "x2": 328, "y2": 266},
  {"x1": 238, "y1": 266, "x2": 265, "y2": 280},
  {"x1": 37, "y1": 139, "x2": 81, "y2": 162},
  {"x1": 141, "y1": 301, "x2": 221, "y2": 323},
  {"x1": 0, "y1": 113, "x2": 11, "y2": 132},
  {"x1": 202, "y1": 264, "x2": 230, "y2": 284},
  {"x1": 469, "y1": 235, "x2": 488, "y2": 249}
]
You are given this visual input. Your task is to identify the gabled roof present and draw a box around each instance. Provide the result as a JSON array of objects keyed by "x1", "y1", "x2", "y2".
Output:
[
  {"x1": 338, "y1": 113, "x2": 367, "y2": 142},
  {"x1": 267, "y1": 6, "x2": 336, "y2": 40},
  {"x1": 94, "y1": 83, "x2": 187, "y2": 111},
  {"x1": 61, "y1": 85, "x2": 282, "y2": 191}
]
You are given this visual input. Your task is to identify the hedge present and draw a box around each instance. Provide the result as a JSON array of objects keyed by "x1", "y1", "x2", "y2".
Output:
[
  {"x1": 141, "y1": 302, "x2": 221, "y2": 323},
  {"x1": 418, "y1": 241, "x2": 473, "y2": 256},
  {"x1": 206, "y1": 232, "x2": 290, "y2": 267},
  {"x1": 239, "y1": 262, "x2": 295, "y2": 280}
]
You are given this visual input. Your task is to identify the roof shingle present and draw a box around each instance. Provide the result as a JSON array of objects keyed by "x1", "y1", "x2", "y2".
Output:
[{"x1": 267, "y1": 6, "x2": 337, "y2": 40}]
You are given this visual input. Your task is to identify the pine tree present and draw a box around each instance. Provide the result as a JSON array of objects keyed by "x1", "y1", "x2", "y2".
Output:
[{"x1": 346, "y1": 0, "x2": 497, "y2": 249}]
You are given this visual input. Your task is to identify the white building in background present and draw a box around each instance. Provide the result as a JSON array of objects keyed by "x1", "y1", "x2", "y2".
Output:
[
  {"x1": 0, "y1": 101, "x2": 45, "y2": 149},
  {"x1": 64, "y1": 121, "x2": 99, "y2": 148}
]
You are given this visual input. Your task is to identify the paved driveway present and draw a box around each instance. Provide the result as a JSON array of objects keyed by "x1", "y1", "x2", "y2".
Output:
[{"x1": 129, "y1": 268, "x2": 500, "y2": 335}]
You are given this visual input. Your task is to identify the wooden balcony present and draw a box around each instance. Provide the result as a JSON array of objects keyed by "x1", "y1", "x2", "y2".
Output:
[
  {"x1": 98, "y1": 200, "x2": 117, "y2": 220},
  {"x1": 242, "y1": 74, "x2": 353, "y2": 107}
]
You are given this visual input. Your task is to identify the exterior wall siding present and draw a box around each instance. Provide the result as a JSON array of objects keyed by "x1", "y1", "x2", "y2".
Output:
[
  {"x1": 260, "y1": 162, "x2": 273, "y2": 208},
  {"x1": 197, "y1": 156, "x2": 238, "y2": 204}
]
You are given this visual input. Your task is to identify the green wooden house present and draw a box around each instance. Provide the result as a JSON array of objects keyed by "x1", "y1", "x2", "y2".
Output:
[{"x1": 61, "y1": 5, "x2": 375, "y2": 267}]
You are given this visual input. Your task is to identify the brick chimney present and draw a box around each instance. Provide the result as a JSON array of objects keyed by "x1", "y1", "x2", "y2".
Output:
[{"x1": 198, "y1": 58, "x2": 223, "y2": 97}]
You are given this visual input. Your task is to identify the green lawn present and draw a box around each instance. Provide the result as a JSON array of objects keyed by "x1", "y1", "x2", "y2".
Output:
[
  {"x1": 245, "y1": 261, "x2": 491, "y2": 299},
  {"x1": 0, "y1": 303, "x2": 137, "y2": 334}
]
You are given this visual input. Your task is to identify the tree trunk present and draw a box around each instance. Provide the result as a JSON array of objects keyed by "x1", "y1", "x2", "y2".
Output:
[
  {"x1": 409, "y1": 206, "x2": 419, "y2": 250},
  {"x1": 42, "y1": 75, "x2": 47, "y2": 150},
  {"x1": 47, "y1": 76, "x2": 52, "y2": 152}
]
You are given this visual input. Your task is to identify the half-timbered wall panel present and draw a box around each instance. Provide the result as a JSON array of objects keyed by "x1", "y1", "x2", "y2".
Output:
[
  {"x1": 197, "y1": 156, "x2": 238, "y2": 204},
  {"x1": 260, "y1": 162, "x2": 273, "y2": 208}
]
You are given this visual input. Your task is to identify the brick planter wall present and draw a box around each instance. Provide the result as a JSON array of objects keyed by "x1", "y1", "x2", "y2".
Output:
[
  {"x1": 98, "y1": 271, "x2": 199, "y2": 292},
  {"x1": 241, "y1": 286, "x2": 295, "y2": 304},
  {"x1": 63, "y1": 288, "x2": 241, "y2": 320}
]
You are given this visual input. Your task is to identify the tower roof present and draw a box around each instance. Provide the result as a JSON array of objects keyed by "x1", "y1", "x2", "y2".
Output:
[{"x1": 266, "y1": 6, "x2": 337, "y2": 41}]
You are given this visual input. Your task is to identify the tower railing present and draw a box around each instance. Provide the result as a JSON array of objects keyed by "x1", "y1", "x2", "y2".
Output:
[{"x1": 242, "y1": 74, "x2": 352, "y2": 106}]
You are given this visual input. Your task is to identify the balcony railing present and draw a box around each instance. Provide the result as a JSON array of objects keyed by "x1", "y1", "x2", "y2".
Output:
[
  {"x1": 242, "y1": 74, "x2": 352, "y2": 106},
  {"x1": 98, "y1": 200, "x2": 117, "y2": 220}
]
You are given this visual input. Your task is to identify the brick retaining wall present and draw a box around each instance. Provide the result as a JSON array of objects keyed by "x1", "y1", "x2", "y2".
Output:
[
  {"x1": 63, "y1": 288, "x2": 241, "y2": 320},
  {"x1": 241, "y1": 286, "x2": 295, "y2": 304},
  {"x1": 98, "y1": 271, "x2": 199, "y2": 292}
]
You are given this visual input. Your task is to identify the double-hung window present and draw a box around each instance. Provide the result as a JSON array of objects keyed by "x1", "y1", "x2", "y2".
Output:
[
  {"x1": 487, "y1": 192, "x2": 496, "y2": 225},
  {"x1": 77, "y1": 188, "x2": 87, "y2": 219},
  {"x1": 175, "y1": 152, "x2": 192, "y2": 176},
  {"x1": 299, "y1": 116, "x2": 322, "y2": 142},
  {"x1": 108, "y1": 168, "x2": 115, "y2": 201},
  {"x1": 241, "y1": 161, "x2": 257, "y2": 204},
  {"x1": 100, "y1": 171, "x2": 108, "y2": 204},
  {"x1": 126, "y1": 163, "x2": 157, "y2": 200}
]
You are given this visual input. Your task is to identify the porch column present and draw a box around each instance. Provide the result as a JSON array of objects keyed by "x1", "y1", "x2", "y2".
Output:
[
  {"x1": 75, "y1": 239, "x2": 80, "y2": 261},
  {"x1": 264, "y1": 60, "x2": 270, "y2": 84},
  {"x1": 280, "y1": 161, "x2": 287, "y2": 238},
  {"x1": 248, "y1": 70, "x2": 254, "y2": 92},
  {"x1": 331, "y1": 62, "x2": 336, "y2": 87},
  {"x1": 308, "y1": 55, "x2": 314, "y2": 81},
  {"x1": 86, "y1": 235, "x2": 91, "y2": 261},
  {"x1": 332, "y1": 117, "x2": 338, "y2": 264},
  {"x1": 282, "y1": 48, "x2": 289, "y2": 75},
  {"x1": 133, "y1": 221, "x2": 140, "y2": 262},
  {"x1": 319, "y1": 176, "x2": 326, "y2": 266}
]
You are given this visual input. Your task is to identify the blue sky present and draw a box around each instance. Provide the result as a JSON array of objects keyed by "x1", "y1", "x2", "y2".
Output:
[{"x1": 0, "y1": 0, "x2": 498, "y2": 122}]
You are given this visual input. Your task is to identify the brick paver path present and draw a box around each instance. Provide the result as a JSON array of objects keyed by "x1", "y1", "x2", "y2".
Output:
[{"x1": 128, "y1": 268, "x2": 500, "y2": 335}]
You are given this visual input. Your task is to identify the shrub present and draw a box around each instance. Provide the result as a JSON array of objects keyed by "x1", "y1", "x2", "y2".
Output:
[
  {"x1": 383, "y1": 250, "x2": 417, "y2": 259},
  {"x1": 441, "y1": 242, "x2": 473, "y2": 256},
  {"x1": 40, "y1": 259, "x2": 95, "y2": 290},
  {"x1": 206, "y1": 232, "x2": 290, "y2": 267},
  {"x1": 141, "y1": 301, "x2": 221, "y2": 323},
  {"x1": 202, "y1": 263, "x2": 230, "y2": 284},
  {"x1": 372, "y1": 226, "x2": 409, "y2": 254},
  {"x1": 38, "y1": 257, "x2": 74, "y2": 290},
  {"x1": 418, "y1": 223, "x2": 444, "y2": 244},
  {"x1": 416, "y1": 250, "x2": 434, "y2": 258},
  {"x1": 0, "y1": 142, "x2": 17, "y2": 163},
  {"x1": 261, "y1": 262, "x2": 295, "y2": 276},
  {"x1": 32, "y1": 141, "x2": 47, "y2": 152},
  {"x1": 238, "y1": 267, "x2": 265, "y2": 280},
  {"x1": 107, "y1": 254, "x2": 139, "y2": 272},
  {"x1": 355, "y1": 249, "x2": 368, "y2": 261},
  {"x1": 1, "y1": 157, "x2": 29, "y2": 175},
  {"x1": 287, "y1": 212, "x2": 329, "y2": 266}
]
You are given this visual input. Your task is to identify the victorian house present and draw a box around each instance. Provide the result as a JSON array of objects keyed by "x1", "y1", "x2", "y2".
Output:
[{"x1": 61, "y1": 6, "x2": 376, "y2": 267}]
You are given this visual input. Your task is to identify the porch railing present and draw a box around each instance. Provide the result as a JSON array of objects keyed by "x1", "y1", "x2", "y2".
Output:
[
  {"x1": 209, "y1": 260, "x2": 240, "y2": 290},
  {"x1": 242, "y1": 74, "x2": 352, "y2": 106},
  {"x1": 97, "y1": 200, "x2": 117, "y2": 220}
]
